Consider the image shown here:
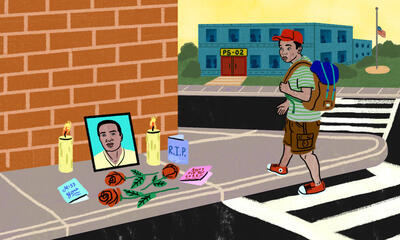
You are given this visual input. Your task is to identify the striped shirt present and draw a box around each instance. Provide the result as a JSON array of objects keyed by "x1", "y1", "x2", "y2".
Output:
[{"x1": 286, "y1": 56, "x2": 321, "y2": 122}]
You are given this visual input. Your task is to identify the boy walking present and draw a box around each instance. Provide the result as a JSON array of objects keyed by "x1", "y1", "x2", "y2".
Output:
[{"x1": 267, "y1": 29, "x2": 325, "y2": 195}]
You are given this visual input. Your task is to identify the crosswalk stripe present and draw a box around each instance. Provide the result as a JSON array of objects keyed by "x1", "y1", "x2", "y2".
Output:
[
  {"x1": 335, "y1": 98, "x2": 395, "y2": 105},
  {"x1": 386, "y1": 234, "x2": 400, "y2": 240},
  {"x1": 328, "y1": 107, "x2": 393, "y2": 114},
  {"x1": 263, "y1": 174, "x2": 400, "y2": 212},
  {"x1": 321, "y1": 117, "x2": 390, "y2": 124},
  {"x1": 223, "y1": 197, "x2": 351, "y2": 240},
  {"x1": 383, "y1": 98, "x2": 400, "y2": 140},
  {"x1": 320, "y1": 125, "x2": 386, "y2": 133},
  {"x1": 313, "y1": 195, "x2": 400, "y2": 232}
]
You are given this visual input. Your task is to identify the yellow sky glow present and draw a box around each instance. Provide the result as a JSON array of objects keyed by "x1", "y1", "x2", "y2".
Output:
[{"x1": 178, "y1": 0, "x2": 400, "y2": 50}]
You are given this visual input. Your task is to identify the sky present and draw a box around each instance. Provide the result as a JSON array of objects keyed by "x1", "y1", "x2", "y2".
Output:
[{"x1": 178, "y1": 0, "x2": 399, "y2": 50}]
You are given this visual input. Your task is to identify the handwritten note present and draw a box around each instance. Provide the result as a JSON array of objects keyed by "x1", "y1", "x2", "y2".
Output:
[
  {"x1": 180, "y1": 166, "x2": 212, "y2": 186},
  {"x1": 57, "y1": 178, "x2": 89, "y2": 204}
]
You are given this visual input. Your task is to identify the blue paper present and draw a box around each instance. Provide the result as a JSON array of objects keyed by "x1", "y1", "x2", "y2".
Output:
[
  {"x1": 57, "y1": 178, "x2": 88, "y2": 204},
  {"x1": 168, "y1": 135, "x2": 189, "y2": 164}
]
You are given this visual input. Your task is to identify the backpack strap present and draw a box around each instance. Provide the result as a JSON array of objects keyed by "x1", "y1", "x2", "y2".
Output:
[
  {"x1": 282, "y1": 60, "x2": 312, "y2": 113},
  {"x1": 320, "y1": 62, "x2": 330, "y2": 99},
  {"x1": 282, "y1": 60, "x2": 312, "y2": 83}
]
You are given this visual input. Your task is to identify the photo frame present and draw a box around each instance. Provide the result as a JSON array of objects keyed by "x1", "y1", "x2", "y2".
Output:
[{"x1": 84, "y1": 112, "x2": 140, "y2": 172}]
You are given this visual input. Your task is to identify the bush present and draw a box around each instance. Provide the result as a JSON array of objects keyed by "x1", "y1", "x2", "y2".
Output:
[
  {"x1": 178, "y1": 42, "x2": 198, "y2": 62},
  {"x1": 336, "y1": 64, "x2": 357, "y2": 79},
  {"x1": 355, "y1": 56, "x2": 376, "y2": 69},
  {"x1": 372, "y1": 40, "x2": 400, "y2": 58},
  {"x1": 181, "y1": 60, "x2": 201, "y2": 78}
]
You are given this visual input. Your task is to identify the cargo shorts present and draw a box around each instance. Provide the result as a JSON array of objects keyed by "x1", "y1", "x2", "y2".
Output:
[{"x1": 283, "y1": 119, "x2": 320, "y2": 154}]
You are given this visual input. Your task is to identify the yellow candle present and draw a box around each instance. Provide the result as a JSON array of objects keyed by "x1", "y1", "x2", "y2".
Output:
[
  {"x1": 58, "y1": 121, "x2": 73, "y2": 173},
  {"x1": 146, "y1": 117, "x2": 160, "y2": 166}
]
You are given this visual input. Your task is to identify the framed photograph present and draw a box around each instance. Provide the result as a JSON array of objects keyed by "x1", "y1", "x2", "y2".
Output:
[{"x1": 84, "y1": 113, "x2": 140, "y2": 172}]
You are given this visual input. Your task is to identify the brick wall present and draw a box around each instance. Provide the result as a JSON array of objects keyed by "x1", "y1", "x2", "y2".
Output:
[{"x1": 0, "y1": 0, "x2": 178, "y2": 171}]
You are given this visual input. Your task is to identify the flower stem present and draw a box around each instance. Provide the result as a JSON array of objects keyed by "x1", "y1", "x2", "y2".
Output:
[
  {"x1": 143, "y1": 172, "x2": 159, "y2": 176},
  {"x1": 121, "y1": 196, "x2": 141, "y2": 200},
  {"x1": 140, "y1": 176, "x2": 166, "y2": 191},
  {"x1": 151, "y1": 187, "x2": 179, "y2": 195}
]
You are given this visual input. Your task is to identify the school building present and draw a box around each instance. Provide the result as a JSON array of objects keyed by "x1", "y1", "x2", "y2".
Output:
[{"x1": 198, "y1": 23, "x2": 372, "y2": 76}]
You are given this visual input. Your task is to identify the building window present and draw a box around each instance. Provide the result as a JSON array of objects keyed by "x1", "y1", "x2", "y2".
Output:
[
  {"x1": 294, "y1": 28, "x2": 305, "y2": 41},
  {"x1": 321, "y1": 52, "x2": 332, "y2": 62},
  {"x1": 338, "y1": 30, "x2": 347, "y2": 43},
  {"x1": 269, "y1": 55, "x2": 280, "y2": 68},
  {"x1": 356, "y1": 43, "x2": 359, "y2": 48},
  {"x1": 362, "y1": 53, "x2": 365, "y2": 56},
  {"x1": 320, "y1": 30, "x2": 331, "y2": 43},
  {"x1": 206, "y1": 55, "x2": 217, "y2": 68},
  {"x1": 250, "y1": 55, "x2": 261, "y2": 68},
  {"x1": 250, "y1": 29, "x2": 261, "y2": 42},
  {"x1": 269, "y1": 28, "x2": 280, "y2": 42},
  {"x1": 206, "y1": 29, "x2": 216, "y2": 42},
  {"x1": 229, "y1": 29, "x2": 239, "y2": 42},
  {"x1": 356, "y1": 54, "x2": 359, "y2": 58},
  {"x1": 366, "y1": 52, "x2": 370, "y2": 56},
  {"x1": 367, "y1": 44, "x2": 370, "y2": 48},
  {"x1": 338, "y1": 51, "x2": 346, "y2": 63},
  {"x1": 361, "y1": 44, "x2": 365, "y2": 48}
]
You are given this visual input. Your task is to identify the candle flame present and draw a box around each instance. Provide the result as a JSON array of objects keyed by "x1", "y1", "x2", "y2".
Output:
[
  {"x1": 149, "y1": 117, "x2": 157, "y2": 131},
  {"x1": 63, "y1": 121, "x2": 71, "y2": 137}
]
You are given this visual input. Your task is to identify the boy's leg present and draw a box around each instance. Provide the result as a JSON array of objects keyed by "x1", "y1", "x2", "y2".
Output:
[
  {"x1": 278, "y1": 144, "x2": 293, "y2": 167},
  {"x1": 300, "y1": 151, "x2": 322, "y2": 185}
]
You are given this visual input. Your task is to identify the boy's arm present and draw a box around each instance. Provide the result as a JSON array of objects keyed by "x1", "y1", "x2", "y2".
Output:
[{"x1": 279, "y1": 82, "x2": 312, "y2": 102}]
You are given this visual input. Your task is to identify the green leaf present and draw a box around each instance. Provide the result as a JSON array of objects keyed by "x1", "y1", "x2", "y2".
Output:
[
  {"x1": 130, "y1": 176, "x2": 145, "y2": 189},
  {"x1": 153, "y1": 180, "x2": 167, "y2": 187},
  {"x1": 123, "y1": 189, "x2": 144, "y2": 198},
  {"x1": 131, "y1": 169, "x2": 143, "y2": 176},
  {"x1": 152, "y1": 175, "x2": 158, "y2": 183},
  {"x1": 137, "y1": 193, "x2": 155, "y2": 208}
]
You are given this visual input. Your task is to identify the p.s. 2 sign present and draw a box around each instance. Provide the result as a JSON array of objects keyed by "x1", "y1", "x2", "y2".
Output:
[{"x1": 220, "y1": 48, "x2": 248, "y2": 56}]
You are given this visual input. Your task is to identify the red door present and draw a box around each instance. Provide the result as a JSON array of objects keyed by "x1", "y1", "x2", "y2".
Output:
[
  {"x1": 221, "y1": 56, "x2": 232, "y2": 76},
  {"x1": 233, "y1": 56, "x2": 247, "y2": 76}
]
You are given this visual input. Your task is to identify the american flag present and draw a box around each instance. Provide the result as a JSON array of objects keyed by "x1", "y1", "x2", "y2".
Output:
[{"x1": 377, "y1": 26, "x2": 386, "y2": 38}]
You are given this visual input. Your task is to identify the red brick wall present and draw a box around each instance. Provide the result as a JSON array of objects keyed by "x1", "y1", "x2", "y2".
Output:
[{"x1": 0, "y1": 0, "x2": 178, "y2": 171}]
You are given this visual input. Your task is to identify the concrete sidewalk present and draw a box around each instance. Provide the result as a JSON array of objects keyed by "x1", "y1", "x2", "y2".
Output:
[
  {"x1": 0, "y1": 128, "x2": 387, "y2": 239},
  {"x1": 179, "y1": 85, "x2": 400, "y2": 98}
]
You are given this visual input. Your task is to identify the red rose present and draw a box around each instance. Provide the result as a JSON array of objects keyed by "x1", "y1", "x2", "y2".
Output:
[
  {"x1": 162, "y1": 163, "x2": 180, "y2": 179},
  {"x1": 98, "y1": 188, "x2": 121, "y2": 207},
  {"x1": 105, "y1": 171, "x2": 126, "y2": 186}
]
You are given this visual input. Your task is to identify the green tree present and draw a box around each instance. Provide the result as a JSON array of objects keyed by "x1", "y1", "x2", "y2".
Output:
[
  {"x1": 336, "y1": 64, "x2": 357, "y2": 79},
  {"x1": 181, "y1": 60, "x2": 201, "y2": 78},
  {"x1": 372, "y1": 40, "x2": 400, "y2": 58},
  {"x1": 178, "y1": 42, "x2": 198, "y2": 62}
]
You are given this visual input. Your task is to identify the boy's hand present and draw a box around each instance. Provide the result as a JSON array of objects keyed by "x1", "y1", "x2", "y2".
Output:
[
  {"x1": 279, "y1": 82, "x2": 291, "y2": 94},
  {"x1": 277, "y1": 101, "x2": 289, "y2": 115}
]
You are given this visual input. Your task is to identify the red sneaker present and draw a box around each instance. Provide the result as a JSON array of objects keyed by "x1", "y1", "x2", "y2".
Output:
[
  {"x1": 266, "y1": 164, "x2": 288, "y2": 175},
  {"x1": 298, "y1": 181, "x2": 326, "y2": 195}
]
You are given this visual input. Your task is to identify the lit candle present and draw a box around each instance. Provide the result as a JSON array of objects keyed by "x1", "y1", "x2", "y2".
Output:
[
  {"x1": 146, "y1": 117, "x2": 160, "y2": 166},
  {"x1": 58, "y1": 121, "x2": 73, "y2": 173}
]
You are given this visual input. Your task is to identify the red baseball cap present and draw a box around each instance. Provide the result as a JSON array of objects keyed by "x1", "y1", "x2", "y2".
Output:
[{"x1": 272, "y1": 29, "x2": 303, "y2": 44}]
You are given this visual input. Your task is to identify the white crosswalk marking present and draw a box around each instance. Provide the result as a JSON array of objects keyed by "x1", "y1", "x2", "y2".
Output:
[{"x1": 224, "y1": 97, "x2": 400, "y2": 239}]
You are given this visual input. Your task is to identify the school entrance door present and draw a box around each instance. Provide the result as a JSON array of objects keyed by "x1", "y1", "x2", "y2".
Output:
[{"x1": 220, "y1": 48, "x2": 247, "y2": 76}]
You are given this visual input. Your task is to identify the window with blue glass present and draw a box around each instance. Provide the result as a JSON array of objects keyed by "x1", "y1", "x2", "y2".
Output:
[
  {"x1": 356, "y1": 54, "x2": 359, "y2": 58},
  {"x1": 366, "y1": 52, "x2": 370, "y2": 56},
  {"x1": 294, "y1": 28, "x2": 305, "y2": 41},
  {"x1": 250, "y1": 55, "x2": 261, "y2": 68},
  {"x1": 250, "y1": 29, "x2": 261, "y2": 42},
  {"x1": 337, "y1": 51, "x2": 346, "y2": 63},
  {"x1": 269, "y1": 55, "x2": 280, "y2": 68},
  {"x1": 320, "y1": 52, "x2": 332, "y2": 62},
  {"x1": 362, "y1": 53, "x2": 365, "y2": 56},
  {"x1": 362, "y1": 43, "x2": 365, "y2": 48},
  {"x1": 229, "y1": 29, "x2": 239, "y2": 42},
  {"x1": 320, "y1": 30, "x2": 331, "y2": 43},
  {"x1": 206, "y1": 55, "x2": 217, "y2": 68},
  {"x1": 338, "y1": 31, "x2": 347, "y2": 43},
  {"x1": 269, "y1": 28, "x2": 280, "y2": 42},
  {"x1": 206, "y1": 29, "x2": 216, "y2": 42},
  {"x1": 356, "y1": 43, "x2": 359, "y2": 48},
  {"x1": 367, "y1": 44, "x2": 370, "y2": 48}
]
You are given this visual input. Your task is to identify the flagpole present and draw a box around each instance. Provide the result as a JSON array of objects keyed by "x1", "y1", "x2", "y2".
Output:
[{"x1": 376, "y1": 7, "x2": 378, "y2": 69}]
